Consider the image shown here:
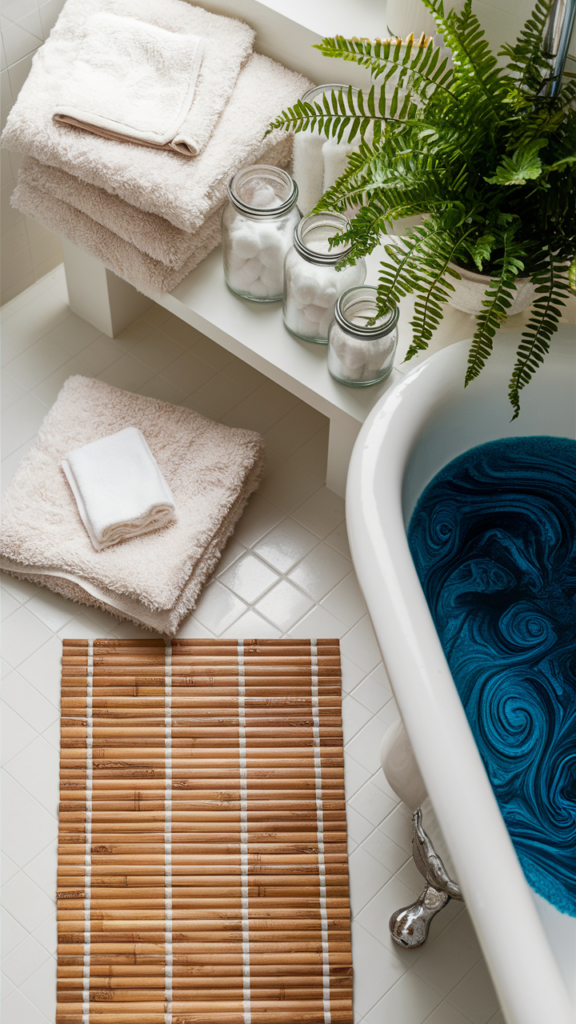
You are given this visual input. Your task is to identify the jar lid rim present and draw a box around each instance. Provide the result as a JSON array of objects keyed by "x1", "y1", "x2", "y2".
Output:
[
  {"x1": 334, "y1": 287, "x2": 400, "y2": 335},
  {"x1": 293, "y1": 212, "x2": 352, "y2": 265},
  {"x1": 228, "y1": 165, "x2": 298, "y2": 218}
]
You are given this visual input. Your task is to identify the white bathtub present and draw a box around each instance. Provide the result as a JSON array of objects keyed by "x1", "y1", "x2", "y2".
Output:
[{"x1": 346, "y1": 326, "x2": 575, "y2": 1024}]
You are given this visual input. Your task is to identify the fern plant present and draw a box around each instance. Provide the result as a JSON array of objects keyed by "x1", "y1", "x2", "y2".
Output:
[{"x1": 268, "y1": 0, "x2": 575, "y2": 417}]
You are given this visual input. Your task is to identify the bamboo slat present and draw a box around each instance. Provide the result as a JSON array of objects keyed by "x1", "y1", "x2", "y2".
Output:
[{"x1": 56, "y1": 637, "x2": 352, "y2": 1024}]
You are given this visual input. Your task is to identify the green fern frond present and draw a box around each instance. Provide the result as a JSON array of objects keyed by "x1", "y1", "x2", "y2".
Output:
[
  {"x1": 421, "y1": 0, "x2": 510, "y2": 112},
  {"x1": 265, "y1": 86, "x2": 385, "y2": 142},
  {"x1": 465, "y1": 231, "x2": 526, "y2": 384},
  {"x1": 314, "y1": 34, "x2": 455, "y2": 102},
  {"x1": 485, "y1": 138, "x2": 547, "y2": 185},
  {"x1": 499, "y1": 0, "x2": 550, "y2": 90},
  {"x1": 403, "y1": 222, "x2": 472, "y2": 356},
  {"x1": 508, "y1": 254, "x2": 570, "y2": 417}
]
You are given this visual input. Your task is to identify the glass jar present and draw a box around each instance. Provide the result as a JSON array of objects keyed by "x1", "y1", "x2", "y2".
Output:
[
  {"x1": 295, "y1": 84, "x2": 359, "y2": 213},
  {"x1": 327, "y1": 286, "x2": 399, "y2": 386},
  {"x1": 283, "y1": 212, "x2": 366, "y2": 344},
  {"x1": 222, "y1": 164, "x2": 300, "y2": 302}
]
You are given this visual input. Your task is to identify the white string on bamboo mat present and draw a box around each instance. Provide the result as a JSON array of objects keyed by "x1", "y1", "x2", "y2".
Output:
[
  {"x1": 238, "y1": 640, "x2": 252, "y2": 1024},
  {"x1": 165, "y1": 641, "x2": 173, "y2": 1024},
  {"x1": 82, "y1": 640, "x2": 93, "y2": 1024},
  {"x1": 311, "y1": 639, "x2": 332, "y2": 1024}
]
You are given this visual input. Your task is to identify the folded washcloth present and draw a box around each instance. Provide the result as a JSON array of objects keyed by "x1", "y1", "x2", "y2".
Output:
[
  {"x1": 53, "y1": 13, "x2": 205, "y2": 156},
  {"x1": 2, "y1": 0, "x2": 311, "y2": 235},
  {"x1": 3, "y1": 0, "x2": 255, "y2": 168},
  {"x1": 0, "y1": 376, "x2": 265, "y2": 635},
  {"x1": 62, "y1": 426, "x2": 176, "y2": 550}
]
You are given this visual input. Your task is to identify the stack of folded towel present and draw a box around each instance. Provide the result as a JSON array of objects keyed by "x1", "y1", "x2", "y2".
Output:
[
  {"x1": 1, "y1": 0, "x2": 311, "y2": 297},
  {"x1": 0, "y1": 376, "x2": 265, "y2": 635}
]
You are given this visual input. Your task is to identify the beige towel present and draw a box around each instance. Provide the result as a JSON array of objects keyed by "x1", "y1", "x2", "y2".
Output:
[
  {"x1": 13, "y1": 122, "x2": 293, "y2": 278},
  {"x1": 0, "y1": 376, "x2": 265, "y2": 635},
  {"x1": 11, "y1": 174, "x2": 222, "y2": 298},
  {"x1": 2, "y1": 0, "x2": 310, "y2": 233},
  {"x1": 53, "y1": 13, "x2": 205, "y2": 156}
]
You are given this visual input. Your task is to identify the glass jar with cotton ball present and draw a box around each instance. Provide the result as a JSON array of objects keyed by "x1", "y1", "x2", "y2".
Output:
[
  {"x1": 327, "y1": 286, "x2": 399, "y2": 386},
  {"x1": 283, "y1": 212, "x2": 366, "y2": 344},
  {"x1": 222, "y1": 164, "x2": 300, "y2": 302}
]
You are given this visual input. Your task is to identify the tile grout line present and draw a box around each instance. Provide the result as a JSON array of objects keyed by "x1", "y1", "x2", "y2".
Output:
[
  {"x1": 82, "y1": 640, "x2": 93, "y2": 1024},
  {"x1": 237, "y1": 640, "x2": 252, "y2": 1024},
  {"x1": 165, "y1": 640, "x2": 173, "y2": 1024}
]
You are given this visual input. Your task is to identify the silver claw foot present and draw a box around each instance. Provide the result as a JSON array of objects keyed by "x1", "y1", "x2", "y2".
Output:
[{"x1": 389, "y1": 808, "x2": 463, "y2": 949}]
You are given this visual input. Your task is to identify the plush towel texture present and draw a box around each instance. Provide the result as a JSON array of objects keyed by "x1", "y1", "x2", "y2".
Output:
[
  {"x1": 62, "y1": 426, "x2": 176, "y2": 550},
  {"x1": 47, "y1": 0, "x2": 254, "y2": 161},
  {"x1": 53, "y1": 13, "x2": 205, "y2": 155},
  {"x1": 8, "y1": 48, "x2": 307, "y2": 295},
  {"x1": 13, "y1": 119, "x2": 293, "y2": 295},
  {"x1": 2, "y1": 4, "x2": 310, "y2": 233},
  {"x1": 0, "y1": 376, "x2": 265, "y2": 635},
  {"x1": 11, "y1": 175, "x2": 222, "y2": 298}
]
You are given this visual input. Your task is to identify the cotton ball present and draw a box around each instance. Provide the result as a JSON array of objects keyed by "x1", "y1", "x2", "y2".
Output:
[
  {"x1": 228, "y1": 256, "x2": 263, "y2": 290},
  {"x1": 226, "y1": 249, "x2": 248, "y2": 273},
  {"x1": 250, "y1": 183, "x2": 281, "y2": 209},
  {"x1": 318, "y1": 308, "x2": 334, "y2": 338},
  {"x1": 289, "y1": 265, "x2": 326, "y2": 308},
  {"x1": 284, "y1": 298, "x2": 316, "y2": 337},
  {"x1": 296, "y1": 309, "x2": 320, "y2": 337},
  {"x1": 249, "y1": 278, "x2": 270, "y2": 298},
  {"x1": 229, "y1": 222, "x2": 260, "y2": 260},
  {"x1": 304, "y1": 304, "x2": 326, "y2": 324},
  {"x1": 259, "y1": 242, "x2": 284, "y2": 273},
  {"x1": 241, "y1": 256, "x2": 263, "y2": 285},
  {"x1": 318, "y1": 284, "x2": 338, "y2": 308},
  {"x1": 260, "y1": 265, "x2": 283, "y2": 296},
  {"x1": 255, "y1": 222, "x2": 282, "y2": 249}
]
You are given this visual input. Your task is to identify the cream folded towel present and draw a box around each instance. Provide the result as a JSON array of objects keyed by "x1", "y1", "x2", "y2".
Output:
[
  {"x1": 53, "y1": 13, "x2": 205, "y2": 156},
  {"x1": 62, "y1": 426, "x2": 176, "y2": 551},
  {"x1": 2, "y1": 0, "x2": 310, "y2": 235},
  {"x1": 9, "y1": 49, "x2": 306, "y2": 296},
  {"x1": 0, "y1": 376, "x2": 265, "y2": 635}
]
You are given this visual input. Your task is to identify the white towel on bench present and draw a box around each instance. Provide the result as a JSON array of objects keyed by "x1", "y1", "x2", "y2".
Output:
[
  {"x1": 62, "y1": 426, "x2": 176, "y2": 550},
  {"x1": 54, "y1": 13, "x2": 204, "y2": 155}
]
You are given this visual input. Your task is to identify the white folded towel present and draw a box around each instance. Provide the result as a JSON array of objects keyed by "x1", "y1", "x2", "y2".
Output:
[
  {"x1": 53, "y1": 13, "x2": 204, "y2": 155},
  {"x1": 62, "y1": 426, "x2": 176, "y2": 550}
]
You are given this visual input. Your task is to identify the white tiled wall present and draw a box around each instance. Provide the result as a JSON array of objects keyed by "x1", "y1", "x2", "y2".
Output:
[{"x1": 1, "y1": 0, "x2": 65, "y2": 305}]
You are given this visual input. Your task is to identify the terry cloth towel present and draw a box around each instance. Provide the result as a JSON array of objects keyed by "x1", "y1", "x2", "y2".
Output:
[
  {"x1": 9, "y1": 48, "x2": 306, "y2": 296},
  {"x1": 62, "y1": 426, "x2": 177, "y2": 551},
  {"x1": 53, "y1": 13, "x2": 205, "y2": 156},
  {"x1": 11, "y1": 115, "x2": 293, "y2": 297},
  {"x1": 2, "y1": 5, "x2": 311, "y2": 236},
  {"x1": 0, "y1": 376, "x2": 265, "y2": 635}
]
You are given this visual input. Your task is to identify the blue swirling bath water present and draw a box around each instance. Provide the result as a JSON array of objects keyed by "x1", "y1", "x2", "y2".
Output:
[{"x1": 408, "y1": 436, "x2": 576, "y2": 916}]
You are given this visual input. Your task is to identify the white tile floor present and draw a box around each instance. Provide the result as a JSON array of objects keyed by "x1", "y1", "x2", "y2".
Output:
[{"x1": 1, "y1": 266, "x2": 503, "y2": 1024}]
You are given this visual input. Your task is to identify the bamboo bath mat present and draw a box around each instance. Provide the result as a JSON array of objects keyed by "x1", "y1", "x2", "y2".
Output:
[{"x1": 57, "y1": 638, "x2": 352, "y2": 1023}]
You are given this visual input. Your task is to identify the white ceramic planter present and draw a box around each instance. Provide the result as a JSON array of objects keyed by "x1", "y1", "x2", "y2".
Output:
[{"x1": 447, "y1": 262, "x2": 536, "y2": 316}]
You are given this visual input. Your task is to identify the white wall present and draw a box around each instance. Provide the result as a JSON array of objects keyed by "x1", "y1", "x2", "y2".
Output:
[{"x1": 1, "y1": 0, "x2": 65, "y2": 305}]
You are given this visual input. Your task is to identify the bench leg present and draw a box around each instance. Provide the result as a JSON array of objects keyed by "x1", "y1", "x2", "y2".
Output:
[
  {"x1": 326, "y1": 415, "x2": 361, "y2": 498},
  {"x1": 62, "y1": 239, "x2": 152, "y2": 338}
]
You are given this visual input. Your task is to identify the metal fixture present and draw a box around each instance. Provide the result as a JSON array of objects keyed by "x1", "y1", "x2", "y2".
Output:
[
  {"x1": 537, "y1": 0, "x2": 576, "y2": 97},
  {"x1": 389, "y1": 809, "x2": 463, "y2": 948}
]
